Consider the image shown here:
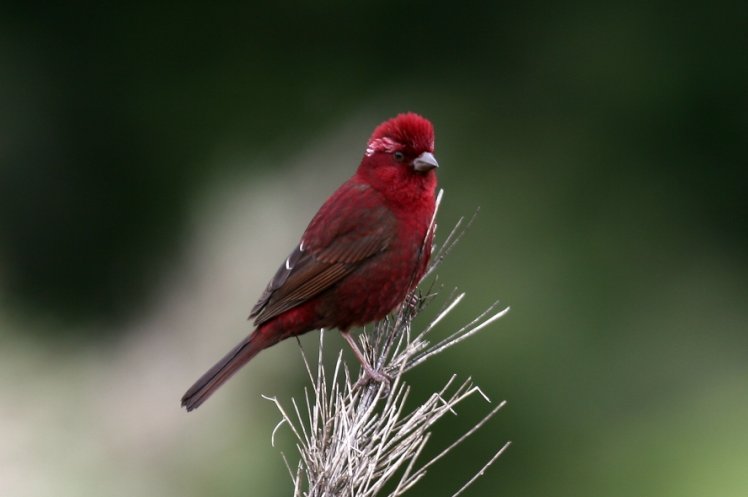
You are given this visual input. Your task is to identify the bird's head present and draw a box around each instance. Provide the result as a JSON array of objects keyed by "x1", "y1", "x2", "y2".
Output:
[{"x1": 357, "y1": 113, "x2": 438, "y2": 200}]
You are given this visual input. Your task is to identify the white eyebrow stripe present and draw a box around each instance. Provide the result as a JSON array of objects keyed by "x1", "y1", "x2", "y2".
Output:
[{"x1": 365, "y1": 136, "x2": 399, "y2": 156}]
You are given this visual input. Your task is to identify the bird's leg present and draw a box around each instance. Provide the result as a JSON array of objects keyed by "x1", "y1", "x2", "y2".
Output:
[{"x1": 340, "y1": 330, "x2": 391, "y2": 387}]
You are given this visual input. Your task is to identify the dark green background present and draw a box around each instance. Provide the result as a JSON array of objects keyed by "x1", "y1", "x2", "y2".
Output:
[{"x1": 1, "y1": 1, "x2": 746, "y2": 496}]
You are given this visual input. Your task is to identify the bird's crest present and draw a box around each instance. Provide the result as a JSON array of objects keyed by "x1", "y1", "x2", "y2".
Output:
[{"x1": 365, "y1": 113, "x2": 435, "y2": 156}]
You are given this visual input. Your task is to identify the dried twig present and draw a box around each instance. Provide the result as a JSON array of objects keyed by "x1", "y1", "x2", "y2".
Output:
[{"x1": 265, "y1": 191, "x2": 510, "y2": 496}]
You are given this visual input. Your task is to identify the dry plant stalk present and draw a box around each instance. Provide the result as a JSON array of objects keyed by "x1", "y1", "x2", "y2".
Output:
[{"x1": 263, "y1": 191, "x2": 511, "y2": 497}]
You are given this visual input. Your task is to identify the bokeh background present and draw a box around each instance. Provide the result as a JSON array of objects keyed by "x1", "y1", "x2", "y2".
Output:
[{"x1": 1, "y1": 1, "x2": 746, "y2": 496}]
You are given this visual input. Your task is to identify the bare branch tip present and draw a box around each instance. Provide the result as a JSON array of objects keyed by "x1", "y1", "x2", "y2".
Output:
[{"x1": 265, "y1": 212, "x2": 510, "y2": 496}]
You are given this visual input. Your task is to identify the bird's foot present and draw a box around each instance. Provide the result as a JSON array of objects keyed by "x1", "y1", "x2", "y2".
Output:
[
  {"x1": 353, "y1": 365, "x2": 392, "y2": 397},
  {"x1": 404, "y1": 291, "x2": 422, "y2": 311}
]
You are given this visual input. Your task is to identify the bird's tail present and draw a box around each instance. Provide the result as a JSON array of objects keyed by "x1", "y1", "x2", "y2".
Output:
[{"x1": 181, "y1": 333, "x2": 265, "y2": 411}]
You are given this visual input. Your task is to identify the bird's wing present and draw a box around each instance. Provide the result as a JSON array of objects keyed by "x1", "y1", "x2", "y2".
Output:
[{"x1": 249, "y1": 182, "x2": 397, "y2": 326}]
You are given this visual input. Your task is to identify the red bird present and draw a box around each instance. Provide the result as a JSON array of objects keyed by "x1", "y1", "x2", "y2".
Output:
[{"x1": 181, "y1": 113, "x2": 439, "y2": 411}]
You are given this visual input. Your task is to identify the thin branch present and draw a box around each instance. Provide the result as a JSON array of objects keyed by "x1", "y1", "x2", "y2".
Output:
[
  {"x1": 451, "y1": 441, "x2": 512, "y2": 497},
  {"x1": 264, "y1": 201, "x2": 510, "y2": 497}
]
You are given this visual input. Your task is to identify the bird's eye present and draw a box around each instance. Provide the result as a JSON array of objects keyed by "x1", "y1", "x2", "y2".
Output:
[{"x1": 393, "y1": 151, "x2": 405, "y2": 162}]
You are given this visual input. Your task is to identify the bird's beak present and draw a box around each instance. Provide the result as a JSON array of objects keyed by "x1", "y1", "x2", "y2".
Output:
[{"x1": 412, "y1": 151, "x2": 439, "y2": 172}]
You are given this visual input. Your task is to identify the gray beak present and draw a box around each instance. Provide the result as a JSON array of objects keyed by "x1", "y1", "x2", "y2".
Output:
[{"x1": 412, "y1": 151, "x2": 439, "y2": 172}]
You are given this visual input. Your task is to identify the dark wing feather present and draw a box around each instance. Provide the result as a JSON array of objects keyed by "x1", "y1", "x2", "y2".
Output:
[
  {"x1": 251, "y1": 261, "x2": 352, "y2": 324},
  {"x1": 249, "y1": 183, "x2": 397, "y2": 326},
  {"x1": 249, "y1": 243, "x2": 304, "y2": 317}
]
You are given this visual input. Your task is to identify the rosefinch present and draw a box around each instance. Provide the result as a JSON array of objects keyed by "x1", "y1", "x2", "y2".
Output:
[{"x1": 181, "y1": 113, "x2": 439, "y2": 411}]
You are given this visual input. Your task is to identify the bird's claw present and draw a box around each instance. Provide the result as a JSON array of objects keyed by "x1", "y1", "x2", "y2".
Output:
[
  {"x1": 353, "y1": 367, "x2": 392, "y2": 397},
  {"x1": 405, "y1": 291, "x2": 422, "y2": 311}
]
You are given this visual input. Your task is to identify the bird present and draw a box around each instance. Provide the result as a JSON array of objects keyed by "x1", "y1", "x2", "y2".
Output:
[{"x1": 181, "y1": 112, "x2": 439, "y2": 411}]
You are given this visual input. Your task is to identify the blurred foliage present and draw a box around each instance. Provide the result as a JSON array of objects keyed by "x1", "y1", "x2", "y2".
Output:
[
  {"x1": 1, "y1": 1, "x2": 746, "y2": 496},
  {"x1": 1, "y1": 0, "x2": 745, "y2": 323}
]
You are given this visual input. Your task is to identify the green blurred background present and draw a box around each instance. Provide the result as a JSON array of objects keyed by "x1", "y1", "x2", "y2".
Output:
[{"x1": 1, "y1": 1, "x2": 746, "y2": 496}]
